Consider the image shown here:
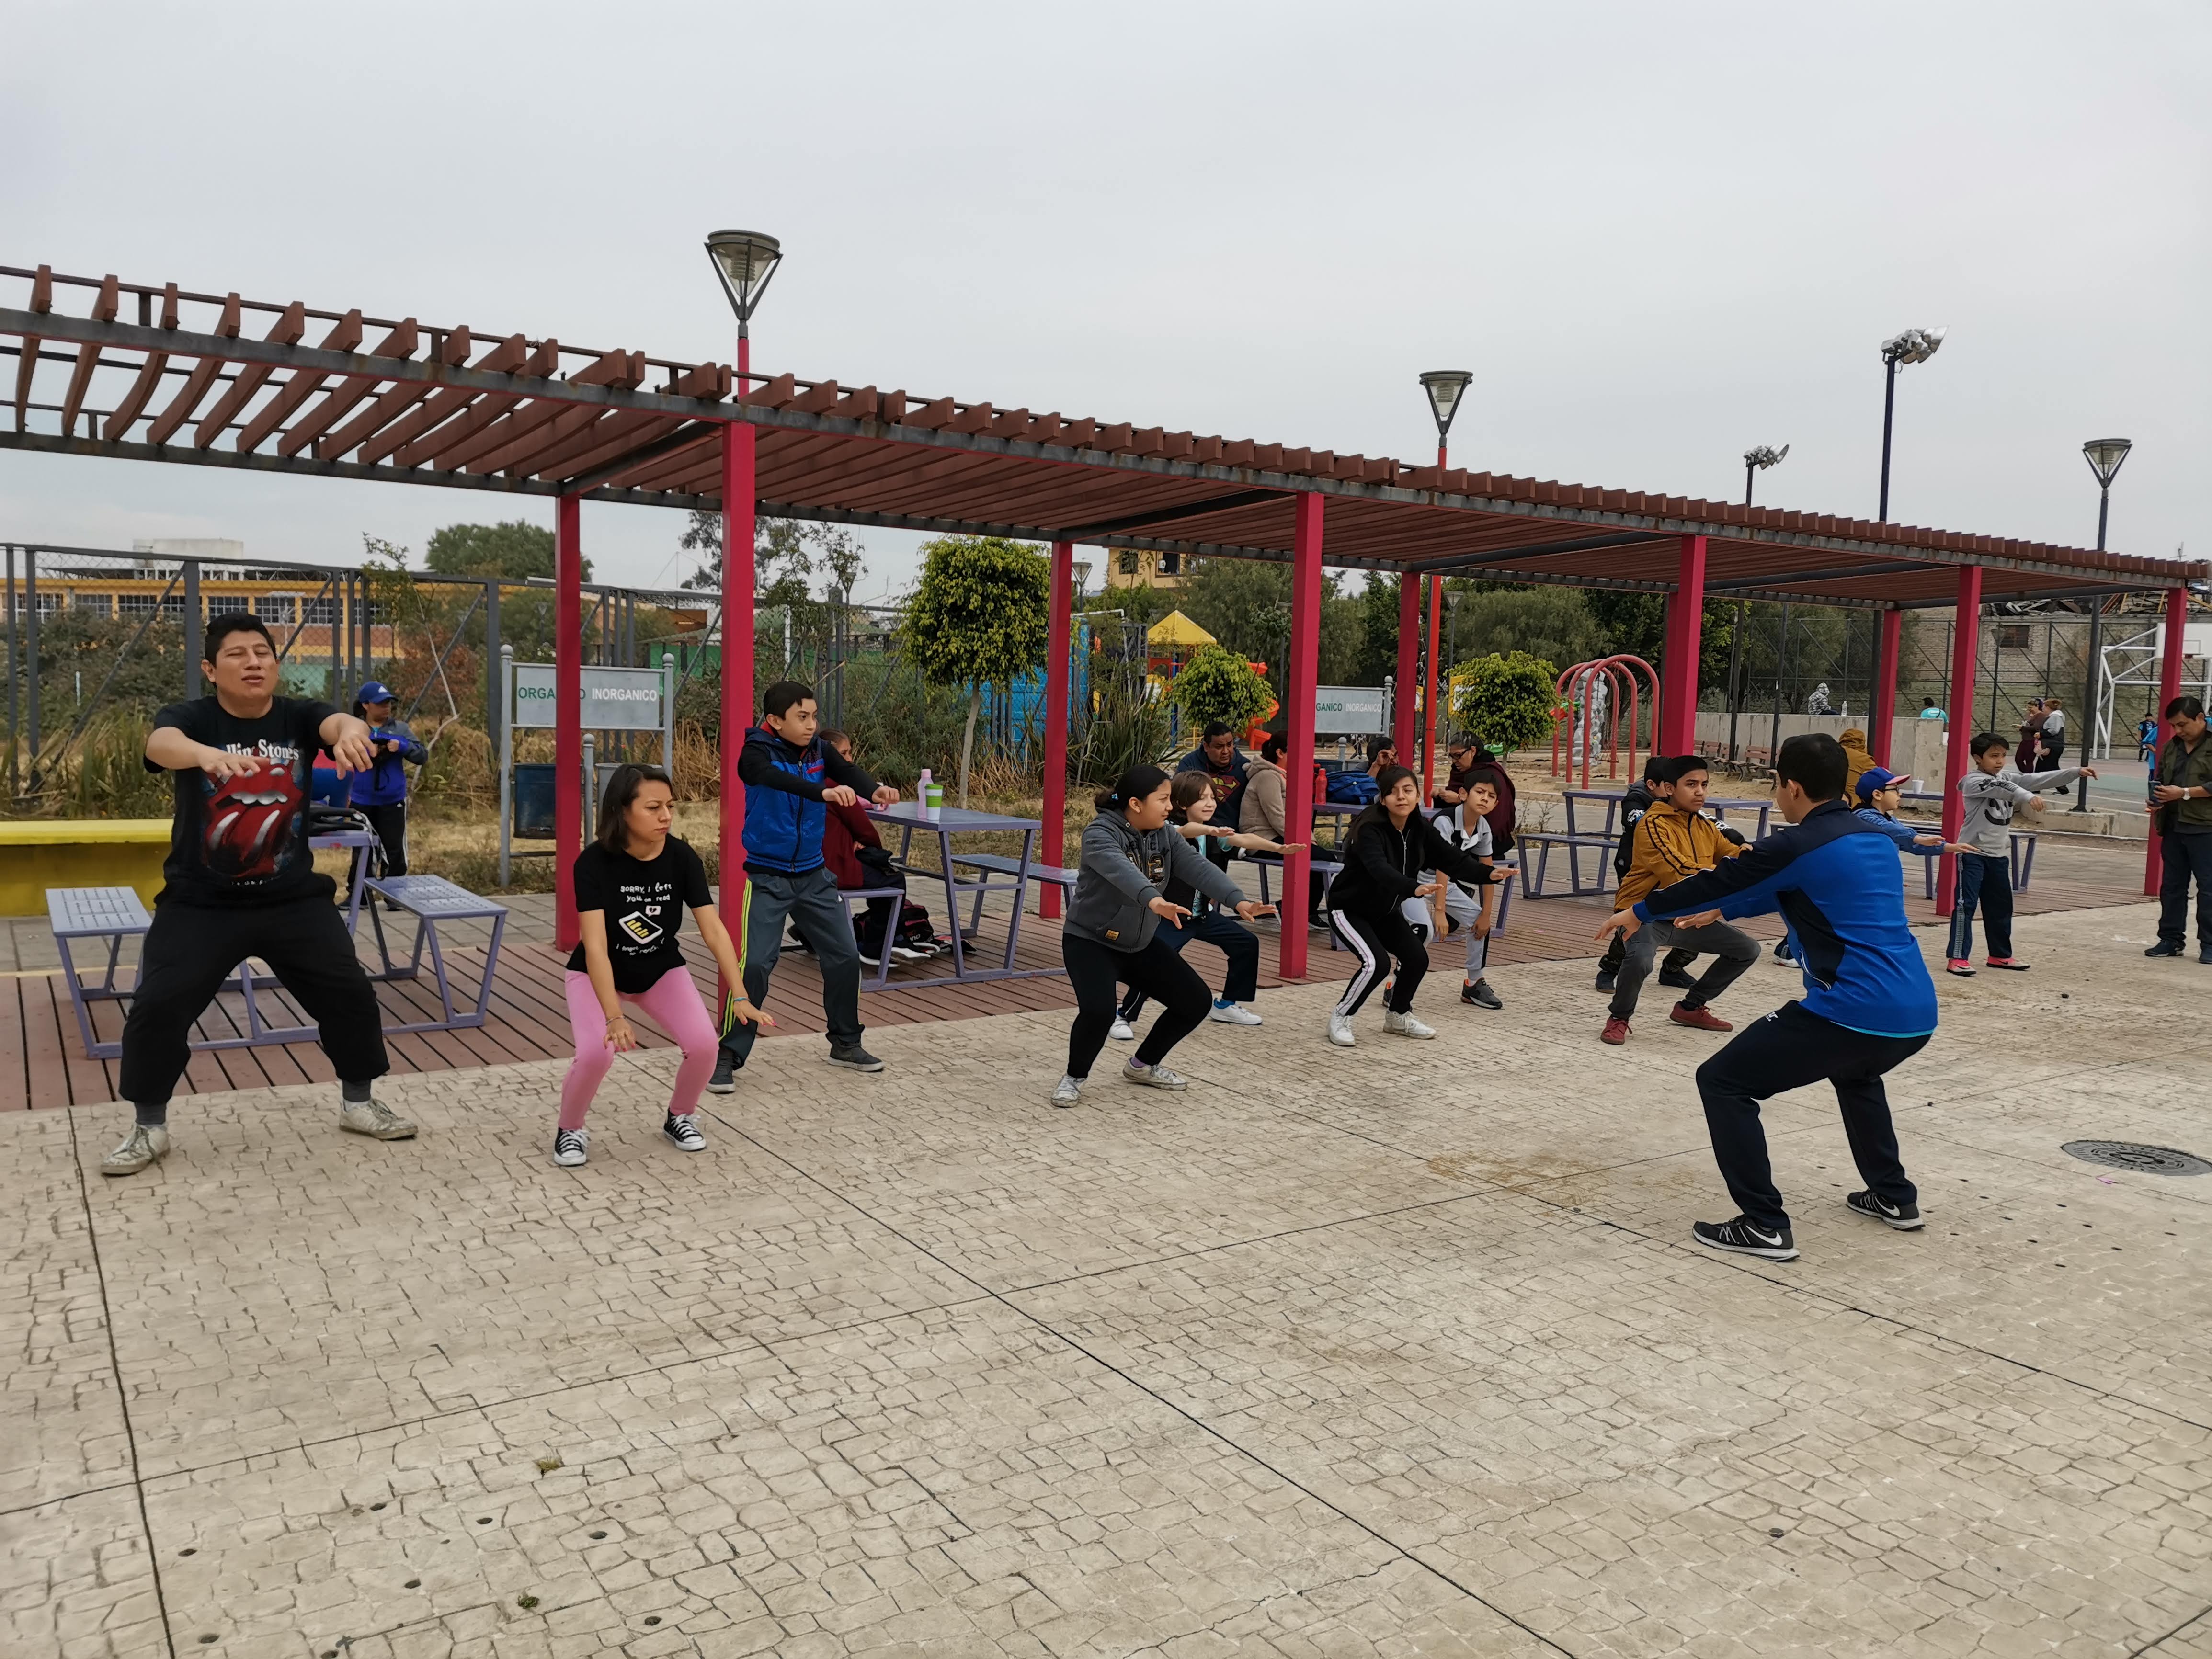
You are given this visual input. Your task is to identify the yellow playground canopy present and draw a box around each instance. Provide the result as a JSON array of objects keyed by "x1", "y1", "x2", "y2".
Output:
[{"x1": 1146, "y1": 610, "x2": 1216, "y2": 650}]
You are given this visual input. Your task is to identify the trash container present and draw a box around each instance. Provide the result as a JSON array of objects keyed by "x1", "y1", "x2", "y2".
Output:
[{"x1": 512, "y1": 763, "x2": 556, "y2": 840}]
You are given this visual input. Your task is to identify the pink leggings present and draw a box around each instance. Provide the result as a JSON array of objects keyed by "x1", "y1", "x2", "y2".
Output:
[{"x1": 560, "y1": 968, "x2": 719, "y2": 1132}]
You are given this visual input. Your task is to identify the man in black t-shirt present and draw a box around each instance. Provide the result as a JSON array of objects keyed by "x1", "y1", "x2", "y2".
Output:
[{"x1": 103, "y1": 614, "x2": 412, "y2": 1176}]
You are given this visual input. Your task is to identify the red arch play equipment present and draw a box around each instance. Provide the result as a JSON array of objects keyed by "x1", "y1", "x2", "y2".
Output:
[{"x1": 1550, "y1": 655, "x2": 1659, "y2": 788}]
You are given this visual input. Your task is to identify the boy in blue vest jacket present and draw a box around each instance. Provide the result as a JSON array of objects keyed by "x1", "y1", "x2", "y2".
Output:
[
  {"x1": 709, "y1": 680, "x2": 900, "y2": 1090},
  {"x1": 1595, "y1": 733, "x2": 1938, "y2": 1263}
]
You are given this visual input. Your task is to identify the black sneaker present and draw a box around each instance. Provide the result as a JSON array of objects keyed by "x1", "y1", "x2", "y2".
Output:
[
  {"x1": 706, "y1": 1053, "x2": 737, "y2": 1095},
  {"x1": 1657, "y1": 966, "x2": 1697, "y2": 990},
  {"x1": 1692, "y1": 1216, "x2": 1798, "y2": 1260},
  {"x1": 1461, "y1": 979, "x2": 1503, "y2": 1010},
  {"x1": 1594, "y1": 969, "x2": 1617, "y2": 993},
  {"x1": 1845, "y1": 1190, "x2": 1922, "y2": 1230},
  {"x1": 828, "y1": 1043, "x2": 885, "y2": 1073},
  {"x1": 663, "y1": 1113, "x2": 707, "y2": 1152},
  {"x1": 2144, "y1": 941, "x2": 2184, "y2": 958},
  {"x1": 2201, "y1": 946, "x2": 2212, "y2": 966}
]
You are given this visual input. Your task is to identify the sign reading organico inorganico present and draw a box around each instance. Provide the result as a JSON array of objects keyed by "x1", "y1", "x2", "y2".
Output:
[
  {"x1": 512, "y1": 665, "x2": 667, "y2": 730},
  {"x1": 1313, "y1": 685, "x2": 1387, "y2": 734}
]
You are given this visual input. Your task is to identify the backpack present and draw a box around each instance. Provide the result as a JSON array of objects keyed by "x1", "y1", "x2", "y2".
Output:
[{"x1": 1327, "y1": 771, "x2": 1380, "y2": 805}]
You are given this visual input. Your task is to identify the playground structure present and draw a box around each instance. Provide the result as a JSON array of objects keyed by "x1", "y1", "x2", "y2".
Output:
[{"x1": 1550, "y1": 654, "x2": 1659, "y2": 787}]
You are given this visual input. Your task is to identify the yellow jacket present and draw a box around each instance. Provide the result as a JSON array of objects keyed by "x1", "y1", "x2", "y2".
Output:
[
  {"x1": 1839, "y1": 727, "x2": 1876, "y2": 800},
  {"x1": 1616, "y1": 800, "x2": 1745, "y2": 910}
]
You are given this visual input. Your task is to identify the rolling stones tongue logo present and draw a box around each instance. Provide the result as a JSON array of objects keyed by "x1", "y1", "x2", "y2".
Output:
[{"x1": 201, "y1": 761, "x2": 302, "y2": 881}]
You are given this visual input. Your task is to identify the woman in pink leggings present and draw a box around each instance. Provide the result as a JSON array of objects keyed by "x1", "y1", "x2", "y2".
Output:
[{"x1": 556, "y1": 763, "x2": 768, "y2": 1167}]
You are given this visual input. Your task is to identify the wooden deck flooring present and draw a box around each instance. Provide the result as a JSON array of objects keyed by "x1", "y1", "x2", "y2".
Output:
[{"x1": 0, "y1": 838, "x2": 2156, "y2": 1109}]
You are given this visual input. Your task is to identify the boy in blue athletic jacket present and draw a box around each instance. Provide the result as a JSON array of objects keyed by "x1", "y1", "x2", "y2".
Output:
[
  {"x1": 708, "y1": 680, "x2": 901, "y2": 1090},
  {"x1": 1595, "y1": 733, "x2": 1937, "y2": 1263}
]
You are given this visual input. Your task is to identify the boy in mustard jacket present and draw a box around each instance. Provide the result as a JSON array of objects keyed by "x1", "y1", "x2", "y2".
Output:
[{"x1": 1602, "y1": 757, "x2": 1760, "y2": 1045}]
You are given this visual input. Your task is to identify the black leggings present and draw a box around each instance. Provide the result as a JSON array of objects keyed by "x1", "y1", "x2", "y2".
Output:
[
  {"x1": 1327, "y1": 905, "x2": 1426, "y2": 1016},
  {"x1": 1119, "y1": 908, "x2": 1260, "y2": 1020},
  {"x1": 1064, "y1": 931, "x2": 1211, "y2": 1078}
]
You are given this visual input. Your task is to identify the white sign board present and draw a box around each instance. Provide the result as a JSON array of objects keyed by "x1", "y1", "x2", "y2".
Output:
[
  {"x1": 512, "y1": 664, "x2": 667, "y2": 730},
  {"x1": 1314, "y1": 685, "x2": 1388, "y2": 734}
]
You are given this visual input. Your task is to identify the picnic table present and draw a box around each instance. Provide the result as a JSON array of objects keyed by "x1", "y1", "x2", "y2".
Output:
[
  {"x1": 867, "y1": 801, "x2": 1065, "y2": 985},
  {"x1": 1562, "y1": 788, "x2": 1774, "y2": 842}
]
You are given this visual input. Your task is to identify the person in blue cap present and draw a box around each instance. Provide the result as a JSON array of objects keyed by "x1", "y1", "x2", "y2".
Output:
[
  {"x1": 350, "y1": 681, "x2": 426, "y2": 883},
  {"x1": 1852, "y1": 766, "x2": 1973, "y2": 859}
]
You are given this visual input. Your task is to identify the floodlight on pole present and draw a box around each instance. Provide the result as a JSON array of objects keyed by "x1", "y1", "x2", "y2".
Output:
[
  {"x1": 1876, "y1": 326, "x2": 1946, "y2": 522},
  {"x1": 2074, "y1": 437, "x2": 2133, "y2": 810},
  {"x1": 1743, "y1": 443, "x2": 1789, "y2": 507},
  {"x1": 1419, "y1": 370, "x2": 1473, "y2": 466}
]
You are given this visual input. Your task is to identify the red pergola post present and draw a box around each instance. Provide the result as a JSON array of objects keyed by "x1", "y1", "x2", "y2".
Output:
[
  {"x1": 2145, "y1": 585, "x2": 2189, "y2": 896},
  {"x1": 553, "y1": 492, "x2": 583, "y2": 952},
  {"x1": 1040, "y1": 539, "x2": 1074, "y2": 919},
  {"x1": 1278, "y1": 493, "x2": 1325, "y2": 980},
  {"x1": 1659, "y1": 534, "x2": 1707, "y2": 754},
  {"x1": 1936, "y1": 565, "x2": 1983, "y2": 915},
  {"x1": 1870, "y1": 607, "x2": 1902, "y2": 767},
  {"x1": 1393, "y1": 574, "x2": 1419, "y2": 765},
  {"x1": 718, "y1": 418, "x2": 757, "y2": 954},
  {"x1": 1423, "y1": 575, "x2": 1443, "y2": 801}
]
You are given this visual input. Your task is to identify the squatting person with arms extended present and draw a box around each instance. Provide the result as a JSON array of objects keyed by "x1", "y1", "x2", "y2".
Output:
[
  {"x1": 1595, "y1": 734, "x2": 1938, "y2": 1261},
  {"x1": 1053, "y1": 766, "x2": 1276, "y2": 1108},
  {"x1": 103, "y1": 613, "x2": 413, "y2": 1175},
  {"x1": 711, "y1": 680, "x2": 901, "y2": 1088}
]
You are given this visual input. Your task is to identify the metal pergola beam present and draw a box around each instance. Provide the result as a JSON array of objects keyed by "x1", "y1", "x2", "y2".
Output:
[{"x1": 1703, "y1": 559, "x2": 1933, "y2": 592}]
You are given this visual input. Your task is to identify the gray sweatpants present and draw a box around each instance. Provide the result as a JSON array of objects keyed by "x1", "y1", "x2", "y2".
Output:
[{"x1": 720, "y1": 864, "x2": 864, "y2": 1065}]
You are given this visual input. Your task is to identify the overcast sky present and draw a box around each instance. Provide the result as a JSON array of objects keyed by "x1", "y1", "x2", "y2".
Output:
[{"x1": 3, "y1": 1, "x2": 2204, "y2": 602}]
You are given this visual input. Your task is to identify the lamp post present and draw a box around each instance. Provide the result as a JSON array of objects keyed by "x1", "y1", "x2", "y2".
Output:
[
  {"x1": 1743, "y1": 443, "x2": 1788, "y2": 506},
  {"x1": 705, "y1": 228, "x2": 783, "y2": 1001},
  {"x1": 1877, "y1": 326, "x2": 1945, "y2": 522},
  {"x1": 1417, "y1": 371, "x2": 1473, "y2": 799},
  {"x1": 2074, "y1": 438, "x2": 2132, "y2": 811}
]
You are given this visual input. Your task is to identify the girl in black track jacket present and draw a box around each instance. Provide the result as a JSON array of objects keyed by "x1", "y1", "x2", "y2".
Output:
[{"x1": 1323, "y1": 764, "x2": 1497, "y2": 1047}]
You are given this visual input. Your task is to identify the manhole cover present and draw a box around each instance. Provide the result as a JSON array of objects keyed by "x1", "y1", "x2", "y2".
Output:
[{"x1": 2062, "y1": 1141, "x2": 2212, "y2": 1177}]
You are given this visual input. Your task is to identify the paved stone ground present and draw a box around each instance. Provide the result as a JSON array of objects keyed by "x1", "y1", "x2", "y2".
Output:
[{"x1": 6, "y1": 902, "x2": 2211, "y2": 1658}]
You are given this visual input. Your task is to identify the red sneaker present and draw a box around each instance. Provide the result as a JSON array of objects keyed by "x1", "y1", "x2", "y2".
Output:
[
  {"x1": 1600, "y1": 1017, "x2": 1631, "y2": 1045},
  {"x1": 1669, "y1": 1002, "x2": 1733, "y2": 1033},
  {"x1": 1984, "y1": 958, "x2": 2030, "y2": 971},
  {"x1": 1945, "y1": 959, "x2": 1976, "y2": 977}
]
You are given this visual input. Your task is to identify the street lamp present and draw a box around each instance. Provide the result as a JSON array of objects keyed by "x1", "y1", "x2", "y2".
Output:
[
  {"x1": 1877, "y1": 326, "x2": 1945, "y2": 522},
  {"x1": 2074, "y1": 437, "x2": 2133, "y2": 810},
  {"x1": 704, "y1": 229, "x2": 784, "y2": 373},
  {"x1": 1414, "y1": 370, "x2": 1472, "y2": 800},
  {"x1": 1419, "y1": 370, "x2": 1473, "y2": 465},
  {"x1": 1743, "y1": 443, "x2": 1789, "y2": 507}
]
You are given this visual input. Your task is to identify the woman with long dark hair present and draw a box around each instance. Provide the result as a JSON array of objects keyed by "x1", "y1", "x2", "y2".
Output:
[
  {"x1": 1054, "y1": 765, "x2": 1275, "y2": 1107},
  {"x1": 555, "y1": 763, "x2": 768, "y2": 1166},
  {"x1": 1323, "y1": 764, "x2": 1493, "y2": 1047}
]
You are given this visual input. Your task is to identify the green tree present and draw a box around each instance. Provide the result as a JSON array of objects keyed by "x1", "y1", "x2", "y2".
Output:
[
  {"x1": 1448, "y1": 586, "x2": 1604, "y2": 671},
  {"x1": 1448, "y1": 651, "x2": 1560, "y2": 754},
  {"x1": 906, "y1": 536, "x2": 1052, "y2": 807},
  {"x1": 424, "y1": 520, "x2": 582, "y2": 581},
  {"x1": 1167, "y1": 644, "x2": 1275, "y2": 734},
  {"x1": 679, "y1": 511, "x2": 866, "y2": 598},
  {"x1": 1176, "y1": 557, "x2": 1364, "y2": 693}
]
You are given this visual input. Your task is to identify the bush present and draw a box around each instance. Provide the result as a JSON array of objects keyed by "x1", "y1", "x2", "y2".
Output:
[
  {"x1": 1448, "y1": 651, "x2": 1559, "y2": 754},
  {"x1": 1166, "y1": 644, "x2": 1273, "y2": 733}
]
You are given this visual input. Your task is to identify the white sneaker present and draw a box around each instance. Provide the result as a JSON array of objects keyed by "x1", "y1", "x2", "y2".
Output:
[
  {"x1": 551, "y1": 1127, "x2": 589, "y2": 1167},
  {"x1": 1108, "y1": 1018, "x2": 1136, "y2": 1041},
  {"x1": 1208, "y1": 1002, "x2": 1263, "y2": 1026},
  {"x1": 1049, "y1": 1075, "x2": 1082, "y2": 1108},
  {"x1": 1327, "y1": 1013, "x2": 1357, "y2": 1047},
  {"x1": 1382, "y1": 1009, "x2": 1437, "y2": 1040},
  {"x1": 1122, "y1": 1060, "x2": 1188, "y2": 1090},
  {"x1": 339, "y1": 1098, "x2": 418, "y2": 1139},
  {"x1": 100, "y1": 1124, "x2": 170, "y2": 1176}
]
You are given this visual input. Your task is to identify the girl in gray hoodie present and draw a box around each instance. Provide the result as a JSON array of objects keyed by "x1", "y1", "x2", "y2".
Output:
[{"x1": 1055, "y1": 765, "x2": 1275, "y2": 1107}]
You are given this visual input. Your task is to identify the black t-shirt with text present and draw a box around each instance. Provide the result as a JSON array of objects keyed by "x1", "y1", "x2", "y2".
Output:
[
  {"x1": 565, "y1": 838, "x2": 713, "y2": 993},
  {"x1": 147, "y1": 695, "x2": 339, "y2": 906}
]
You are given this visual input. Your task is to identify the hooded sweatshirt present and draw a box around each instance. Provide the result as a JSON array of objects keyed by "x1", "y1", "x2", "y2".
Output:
[
  {"x1": 1956, "y1": 764, "x2": 2082, "y2": 858},
  {"x1": 1065, "y1": 812, "x2": 1243, "y2": 952}
]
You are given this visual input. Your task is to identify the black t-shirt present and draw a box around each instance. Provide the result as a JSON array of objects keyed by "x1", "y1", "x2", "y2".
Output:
[
  {"x1": 147, "y1": 695, "x2": 339, "y2": 906},
  {"x1": 565, "y1": 838, "x2": 713, "y2": 993}
]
